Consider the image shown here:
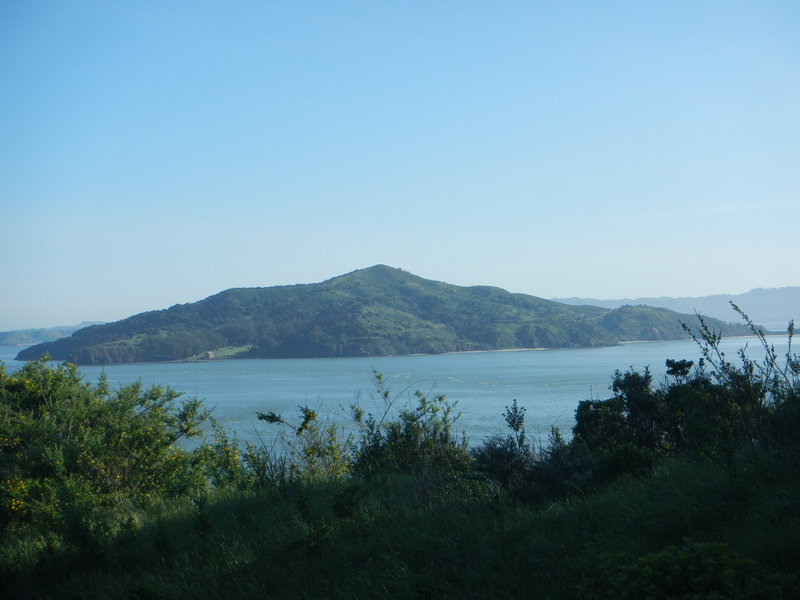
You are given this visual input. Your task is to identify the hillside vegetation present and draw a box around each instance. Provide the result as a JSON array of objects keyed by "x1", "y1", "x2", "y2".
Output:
[
  {"x1": 17, "y1": 266, "x2": 751, "y2": 364},
  {"x1": 1, "y1": 313, "x2": 798, "y2": 598}
]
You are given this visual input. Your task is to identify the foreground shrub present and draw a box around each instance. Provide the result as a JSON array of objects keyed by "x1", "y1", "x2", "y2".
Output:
[
  {"x1": 473, "y1": 310, "x2": 800, "y2": 505},
  {"x1": 471, "y1": 399, "x2": 534, "y2": 489},
  {"x1": 350, "y1": 372, "x2": 470, "y2": 480},
  {"x1": 578, "y1": 539, "x2": 795, "y2": 599},
  {"x1": 254, "y1": 405, "x2": 352, "y2": 482},
  {"x1": 0, "y1": 358, "x2": 210, "y2": 544}
]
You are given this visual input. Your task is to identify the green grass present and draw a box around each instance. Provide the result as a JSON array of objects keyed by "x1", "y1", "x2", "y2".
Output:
[
  {"x1": 188, "y1": 345, "x2": 254, "y2": 360},
  {"x1": 6, "y1": 449, "x2": 798, "y2": 599}
]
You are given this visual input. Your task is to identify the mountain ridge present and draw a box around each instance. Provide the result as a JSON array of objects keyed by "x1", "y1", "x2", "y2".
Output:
[
  {"x1": 0, "y1": 322, "x2": 104, "y2": 346},
  {"x1": 16, "y1": 265, "x2": 753, "y2": 365},
  {"x1": 554, "y1": 286, "x2": 799, "y2": 328}
]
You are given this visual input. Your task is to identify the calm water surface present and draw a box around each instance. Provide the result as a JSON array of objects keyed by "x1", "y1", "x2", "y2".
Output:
[{"x1": 1, "y1": 335, "x2": 791, "y2": 445}]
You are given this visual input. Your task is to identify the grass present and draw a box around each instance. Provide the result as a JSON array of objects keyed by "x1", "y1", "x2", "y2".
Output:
[
  {"x1": 6, "y1": 448, "x2": 798, "y2": 599},
  {"x1": 205, "y1": 345, "x2": 254, "y2": 359}
]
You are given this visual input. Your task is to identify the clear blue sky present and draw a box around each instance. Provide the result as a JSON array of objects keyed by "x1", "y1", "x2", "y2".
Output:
[{"x1": 2, "y1": 1, "x2": 798, "y2": 330}]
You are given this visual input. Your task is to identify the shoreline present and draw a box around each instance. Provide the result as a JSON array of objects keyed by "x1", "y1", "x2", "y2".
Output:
[{"x1": 3, "y1": 332, "x2": 785, "y2": 367}]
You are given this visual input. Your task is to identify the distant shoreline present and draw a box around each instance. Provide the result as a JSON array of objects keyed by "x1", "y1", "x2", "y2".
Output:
[{"x1": 5, "y1": 332, "x2": 785, "y2": 367}]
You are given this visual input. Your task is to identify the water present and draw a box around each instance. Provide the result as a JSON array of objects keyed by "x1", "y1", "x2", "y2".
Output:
[{"x1": 1, "y1": 334, "x2": 792, "y2": 446}]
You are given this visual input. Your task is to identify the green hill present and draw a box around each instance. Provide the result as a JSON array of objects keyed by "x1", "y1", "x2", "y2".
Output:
[{"x1": 16, "y1": 265, "x2": 751, "y2": 364}]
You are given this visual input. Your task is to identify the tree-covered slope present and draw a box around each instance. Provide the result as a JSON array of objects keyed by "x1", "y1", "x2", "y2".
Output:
[{"x1": 17, "y1": 265, "x2": 751, "y2": 364}]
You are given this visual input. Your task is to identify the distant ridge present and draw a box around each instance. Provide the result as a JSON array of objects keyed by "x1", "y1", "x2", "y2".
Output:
[
  {"x1": 0, "y1": 322, "x2": 104, "y2": 346},
  {"x1": 17, "y1": 265, "x2": 752, "y2": 365},
  {"x1": 554, "y1": 287, "x2": 799, "y2": 329}
]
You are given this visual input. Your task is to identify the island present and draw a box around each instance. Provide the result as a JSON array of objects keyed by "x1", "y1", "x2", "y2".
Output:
[{"x1": 17, "y1": 265, "x2": 752, "y2": 365}]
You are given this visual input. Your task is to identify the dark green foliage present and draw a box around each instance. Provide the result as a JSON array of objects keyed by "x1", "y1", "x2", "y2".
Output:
[
  {"x1": 351, "y1": 372, "x2": 471, "y2": 480},
  {"x1": 600, "y1": 304, "x2": 701, "y2": 340},
  {"x1": 7, "y1": 436, "x2": 799, "y2": 600},
  {"x1": 579, "y1": 540, "x2": 794, "y2": 599},
  {"x1": 474, "y1": 309, "x2": 800, "y2": 506},
  {"x1": 16, "y1": 266, "x2": 752, "y2": 364},
  {"x1": 471, "y1": 399, "x2": 534, "y2": 489}
]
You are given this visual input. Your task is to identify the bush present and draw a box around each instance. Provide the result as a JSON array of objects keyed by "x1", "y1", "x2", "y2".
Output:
[
  {"x1": 471, "y1": 399, "x2": 533, "y2": 489},
  {"x1": 255, "y1": 405, "x2": 352, "y2": 481},
  {"x1": 351, "y1": 371, "x2": 470, "y2": 479},
  {"x1": 0, "y1": 358, "x2": 209, "y2": 539},
  {"x1": 578, "y1": 539, "x2": 794, "y2": 599},
  {"x1": 474, "y1": 309, "x2": 800, "y2": 505}
]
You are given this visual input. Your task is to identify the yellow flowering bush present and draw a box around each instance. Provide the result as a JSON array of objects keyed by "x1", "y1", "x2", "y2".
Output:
[{"x1": 0, "y1": 358, "x2": 210, "y2": 532}]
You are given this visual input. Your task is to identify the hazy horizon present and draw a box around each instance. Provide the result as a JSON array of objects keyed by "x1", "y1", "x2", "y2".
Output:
[{"x1": 2, "y1": 2, "x2": 798, "y2": 331}]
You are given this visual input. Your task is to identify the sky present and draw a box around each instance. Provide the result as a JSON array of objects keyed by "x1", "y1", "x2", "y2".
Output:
[{"x1": 1, "y1": 1, "x2": 799, "y2": 331}]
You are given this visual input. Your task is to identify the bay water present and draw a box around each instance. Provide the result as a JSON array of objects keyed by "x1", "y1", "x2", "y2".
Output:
[{"x1": 1, "y1": 334, "x2": 792, "y2": 447}]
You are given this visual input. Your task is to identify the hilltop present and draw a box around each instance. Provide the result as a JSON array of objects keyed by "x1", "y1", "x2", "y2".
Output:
[{"x1": 17, "y1": 265, "x2": 751, "y2": 365}]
